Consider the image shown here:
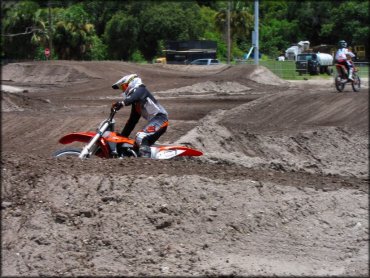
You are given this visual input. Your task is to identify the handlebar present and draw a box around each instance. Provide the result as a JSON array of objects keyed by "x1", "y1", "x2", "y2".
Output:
[{"x1": 109, "y1": 108, "x2": 117, "y2": 121}]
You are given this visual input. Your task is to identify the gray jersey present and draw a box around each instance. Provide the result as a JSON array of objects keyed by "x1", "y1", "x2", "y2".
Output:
[
  {"x1": 121, "y1": 85, "x2": 168, "y2": 137},
  {"x1": 124, "y1": 85, "x2": 167, "y2": 120},
  {"x1": 141, "y1": 95, "x2": 167, "y2": 121}
]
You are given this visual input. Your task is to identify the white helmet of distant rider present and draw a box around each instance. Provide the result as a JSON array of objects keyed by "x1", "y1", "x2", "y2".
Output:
[
  {"x1": 112, "y1": 74, "x2": 143, "y2": 96},
  {"x1": 338, "y1": 40, "x2": 347, "y2": 48}
]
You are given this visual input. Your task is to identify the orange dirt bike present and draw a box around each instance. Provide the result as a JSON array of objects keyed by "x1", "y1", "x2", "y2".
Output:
[
  {"x1": 334, "y1": 59, "x2": 361, "y2": 92},
  {"x1": 53, "y1": 108, "x2": 203, "y2": 160}
]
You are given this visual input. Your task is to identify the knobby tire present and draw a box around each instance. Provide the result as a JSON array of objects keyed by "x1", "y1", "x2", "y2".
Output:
[
  {"x1": 352, "y1": 75, "x2": 361, "y2": 92},
  {"x1": 53, "y1": 147, "x2": 82, "y2": 158},
  {"x1": 335, "y1": 75, "x2": 344, "y2": 92}
]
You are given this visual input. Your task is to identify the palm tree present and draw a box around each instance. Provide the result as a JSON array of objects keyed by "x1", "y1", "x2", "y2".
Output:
[
  {"x1": 215, "y1": 1, "x2": 253, "y2": 54},
  {"x1": 30, "y1": 9, "x2": 49, "y2": 48},
  {"x1": 50, "y1": 3, "x2": 95, "y2": 60},
  {"x1": 215, "y1": 1, "x2": 253, "y2": 38},
  {"x1": 53, "y1": 20, "x2": 95, "y2": 59}
]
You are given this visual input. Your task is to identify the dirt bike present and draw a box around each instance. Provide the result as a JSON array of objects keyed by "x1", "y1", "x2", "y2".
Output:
[
  {"x1": 334, "y1": 60, "x2": 361, "y2": 92},
  {"x1": 53, "y1": 107, "x2": 203, "y2": 160}
]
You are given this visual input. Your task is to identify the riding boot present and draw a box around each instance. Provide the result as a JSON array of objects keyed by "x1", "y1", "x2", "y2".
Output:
[
  {"x1": 139, "y1": 144, "x2": 151, "y2": 158},
  {"x1": 108, "y1": 142, "x2": 119, "y2": 157},
  {"x1": 348, "y1": 68, "x2": 354, "y2": 81}
]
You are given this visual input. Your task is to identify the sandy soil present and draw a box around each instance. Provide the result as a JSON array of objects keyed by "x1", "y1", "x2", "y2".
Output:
[{"x1": 1, "y1": 61, "x2": 369, "y2": 276}]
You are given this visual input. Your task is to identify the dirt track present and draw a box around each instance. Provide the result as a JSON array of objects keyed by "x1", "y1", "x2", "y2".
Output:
[{"x1": 1, "y1": 61, "x2": 369, "y2": 276}]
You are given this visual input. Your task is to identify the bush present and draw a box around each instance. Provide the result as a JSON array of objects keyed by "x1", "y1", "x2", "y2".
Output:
[
  {"x1": 131, "y1": 50, "x2": 146, "y2": 63},
  {"x1": 89, "y1": 35, "x2": 108, "y2": 60}
]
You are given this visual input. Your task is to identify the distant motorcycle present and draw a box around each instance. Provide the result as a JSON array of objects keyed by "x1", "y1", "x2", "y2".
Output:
[
  {"x1": 334, "y1": 57, "x2": 361, "y2": 92},
  {"x1": 53, "y1": 107, "x2": 203, "y2": 160}
]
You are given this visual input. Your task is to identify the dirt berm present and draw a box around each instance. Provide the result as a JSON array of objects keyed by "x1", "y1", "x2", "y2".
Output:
[{"x1": 1, "y1": 61, "x2": 368, "y2": 276}]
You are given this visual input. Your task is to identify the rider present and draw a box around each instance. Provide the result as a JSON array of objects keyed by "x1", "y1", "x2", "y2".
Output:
[
  {"x1": 111, "y1": 74, "x2": 168, "y2": 158},
  {"x1": 335, "y1": 40, "x2": 355, "y2": 80}
]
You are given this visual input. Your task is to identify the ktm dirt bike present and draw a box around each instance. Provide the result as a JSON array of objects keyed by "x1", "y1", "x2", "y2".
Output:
[
  {"x1": 53, "y1": 107, "x2": 203, "y2": 160},
  {"x1": 334, "y1": 62, "x2": 361, "y2": 92}
]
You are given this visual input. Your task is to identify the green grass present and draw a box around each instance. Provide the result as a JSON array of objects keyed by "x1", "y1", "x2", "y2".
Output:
[
  {"x1": 354, "y1": 63, "x2": 369, "y2": 78},
  {"x1": 238, "y1": 59, "x2": 369, "y2": 80}
]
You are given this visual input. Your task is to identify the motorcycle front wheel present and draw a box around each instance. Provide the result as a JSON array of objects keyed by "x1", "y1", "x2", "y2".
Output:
[
  {"x1": 351, "y1": 75, "x2": 361, "y2": 92},
  {"x1": 52, "y1": 147, "x2": 82, "y2": 158},
  {"x1": 334, "y1": 75, "x2": 345, "y2": 92}
]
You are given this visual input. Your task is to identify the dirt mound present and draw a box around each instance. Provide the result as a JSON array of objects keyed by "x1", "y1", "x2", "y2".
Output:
[
  {"x1": 247, "y1": 66, "x2": 285, "y2": 85},
  {"x1": 2, "y1": 61, "x2": 101, "y2": 85},
  {"x1": 218, "y1": 88, "x2": 369, "y2": 133},
  {"x1": 1, "y1": 91, "x2": 51, "y2": 112},
  {"x1": 155, "y1": 80, "x2": 252, "y2": 97},
  {"x1": 159, "y1": 64, "x2": 288, "y2": 86},
  {"x1": 176, "y1": 90, "x2": 368, "y2": 178},
  {"x1": 2, "y1": 61, "x2": 287, "y2": 91}
]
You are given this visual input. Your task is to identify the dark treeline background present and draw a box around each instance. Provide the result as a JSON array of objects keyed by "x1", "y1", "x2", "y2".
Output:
[{"x1": 1, "y1": 0, "x2": 369, "y2": 61}]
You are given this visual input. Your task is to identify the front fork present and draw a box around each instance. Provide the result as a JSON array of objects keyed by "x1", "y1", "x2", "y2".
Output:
[
  {"x1": 79, "y1": 121, "x2": 110, "y2": 159},
  {"x1": 78, "y1": 133, "x2": 100, "y2": 159}
]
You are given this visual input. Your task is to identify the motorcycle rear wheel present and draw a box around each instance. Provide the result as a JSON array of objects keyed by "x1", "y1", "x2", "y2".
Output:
[
  {"x1": 351, "y1": 75, "x2": 361, "y2": 92},
  {"x1": 335, "y1": 75, "x2": 345, "y2": 92},
  {"x1": 53, "y1": 147, "x2": 82, "y2": 158}
]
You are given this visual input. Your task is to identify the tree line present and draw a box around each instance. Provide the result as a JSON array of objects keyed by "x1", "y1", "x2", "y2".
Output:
[{"x1": 1, "y1": 0, "x2": 369, "y2": 62}]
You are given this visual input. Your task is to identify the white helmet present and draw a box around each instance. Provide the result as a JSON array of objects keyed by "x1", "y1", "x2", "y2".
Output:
[{"x1": 112, "y1": 74, "x2": 143, "y2": 95}]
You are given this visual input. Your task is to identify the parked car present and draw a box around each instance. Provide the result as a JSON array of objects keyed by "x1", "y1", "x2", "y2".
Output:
[
  {"x1": 154, "y1": 57, "x2": 166, "y2": 64},
  {"x1": 189, "y1": 59, "x2": 220, "y2": 65}
]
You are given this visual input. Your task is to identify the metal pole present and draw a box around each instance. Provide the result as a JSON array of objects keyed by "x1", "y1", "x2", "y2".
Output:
[
  {"x1": 227, "y1": 0, "x2": 231, "y2": 65},
  {"x1": 254, "y1": 0, "x2": 259, "y2": 65},
  {"x1": 48, "y1": 2, "x2": 53, "y2": 59}
]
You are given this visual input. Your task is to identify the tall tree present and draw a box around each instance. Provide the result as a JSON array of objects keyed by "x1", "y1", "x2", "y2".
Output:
[
  {"x1": 30, "y1": 8, "x2": 50, "y2": 50},
  {"x1": 198, "y1": 6, "x2": 227, "y2": 58},
  {"x1": 260, "y1": 18, "x2": 299, "y2": 57},
  {"x1": 103, "y1": 12, "x2": 139, "y2": 60},
  {"x1": 215, "y1": 1, "x2": 253, "y2": 41},
  {"x1": 214, "y1": 0, "x2": 253, "y2": 59},
  {"x1": 286, "y1": 1, "x2": 335, "y2": 45},
  {"x1": 81, "y1": 1, "x2": 127, "y2": 36},
  {"x1": 320, "y1": 0, "x2": 369, "y2": 52},
  {"x1": 137, "y1": 2, "x2": 205, "y2": 60},
  {"x1": 259, "y1": 1, "x2": 299, "y2": 57},
  {"x1": 52, "y1": 4, "x2": 96, "y2": 59},
  {"x1": 2, "y1": 0, "x2": 369, "y2": 61},
  {"x1": 2, "y1": 1, "x2": 40, "y2": 59}
]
